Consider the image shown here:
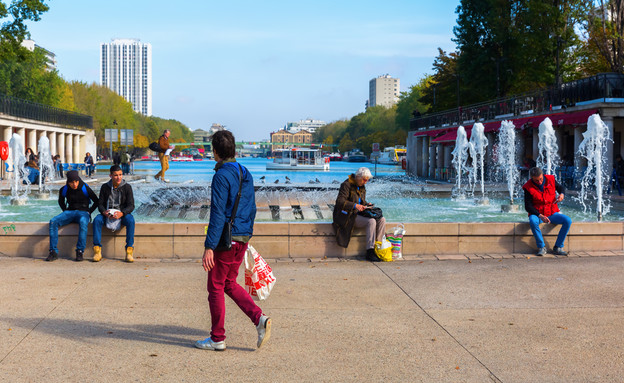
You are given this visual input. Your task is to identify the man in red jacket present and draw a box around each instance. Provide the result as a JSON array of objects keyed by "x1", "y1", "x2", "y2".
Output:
[{"x1": 523, "y1": 167, "x2": 572, "y2": 256}]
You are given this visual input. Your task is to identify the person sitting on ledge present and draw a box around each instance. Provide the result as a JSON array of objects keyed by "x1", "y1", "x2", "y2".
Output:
[
  {"x1": 332, "y1": 167, "x2": 386, "y2": 262},
  {"x1": 523, "y1": 167, "x2": 572, "y2": 256},
  {"x1": 47, "y1": 170, "x2": 98, "y2": 262},
  {"x1": 92, "y1": 165, "x2": 135, "y2": 263}
]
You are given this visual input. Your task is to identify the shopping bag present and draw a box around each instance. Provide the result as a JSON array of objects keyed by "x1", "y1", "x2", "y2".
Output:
[
  {"x1": 244, "y1": 245, "x2": 276, "y2": 301},
  {"x1": 374, "y1": 237, "x2": 393, "y2": 262},
  {"x1": 387, "y1": 224, "x2": 406, "y2": 260}
]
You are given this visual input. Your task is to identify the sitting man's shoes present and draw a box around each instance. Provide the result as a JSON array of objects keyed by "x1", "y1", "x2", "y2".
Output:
[
  {"x1": 256, "y1": 315, "x2": 272, "y2": 349},
  {"x1": 194, "y1": 337, "x2": 226, "y2": 351},
  {"x1": 553, "y1": 247, "x2": 568, "y2": 256},
  {"x1": 75, "y1": 250, "x2": 84, "y2": 262},
  {"x1": 366, "y1": 248, "x2": 381, "y2": 262},
  {"x1": 536, "y1": 247, "x2": 547, "y2": 256},
  {"x1": 93, "y1": 246, "x2": 102, "y2": 262},
  {"x1": 46, "y1": 250, "x2": 58, "y2": 262},
  {"x1": 125, "y1": 247, "x2": 134, "y2": 263}
]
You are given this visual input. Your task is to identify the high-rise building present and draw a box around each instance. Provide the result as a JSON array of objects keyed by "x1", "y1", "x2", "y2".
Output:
[
  {"x1": 369, "y1": 74, "x2": 400, "y2": 108},
  {"x1": 21, "y1": 39, "x2": 56, "y2": 71},
  {"x1": 100, "y1": 38, "x2": 152, "y2": 116}
]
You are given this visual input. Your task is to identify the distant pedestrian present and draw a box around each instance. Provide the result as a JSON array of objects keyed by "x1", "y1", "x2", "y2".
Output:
[
  {"x1": 84, "y1": 152, "x2": 95, "y2": 178},
  {"x1": 154, "y1": 129, "x2": 173, "y2": 182},
  {"x1": 120, "y1": 151, "x2": 130, "y2": 175},
  {"x1": 195, "y1": 130, "x2": 271, "y2": 352}
]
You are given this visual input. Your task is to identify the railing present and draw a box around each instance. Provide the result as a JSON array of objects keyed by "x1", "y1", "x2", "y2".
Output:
[
  {"x1": 411, "y1": 73, "x2": 624, "y2": 130},
  {"x1": 0, "y1": 93, "x2": 93, "y2": 130}
]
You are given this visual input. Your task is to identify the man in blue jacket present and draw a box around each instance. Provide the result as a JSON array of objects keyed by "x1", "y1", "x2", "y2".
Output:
[{"x1": 195, "y1": 130, "x2": 271, "y2": 352}]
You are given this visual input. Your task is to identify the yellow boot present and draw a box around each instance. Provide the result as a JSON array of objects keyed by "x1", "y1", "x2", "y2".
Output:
[
  {"x1": 125, "y1": 247, "x2": 134, "y2": 263},
  {"x1": 93, "y1": 246, "x2": 102, "y2": 262}
]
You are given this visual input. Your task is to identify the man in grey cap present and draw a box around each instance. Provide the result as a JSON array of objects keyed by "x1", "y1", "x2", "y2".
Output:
[{"x1": 46, "y1": 170, "x2": 98, "y2": 262}]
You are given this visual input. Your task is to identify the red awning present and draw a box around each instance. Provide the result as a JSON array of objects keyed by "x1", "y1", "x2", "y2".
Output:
[
  {"x1": 482, "y1": 109, "x2": 598, "y2": 132},
  {"x1": 431, "y1": 127, "x2": 473, "y2": 143}
]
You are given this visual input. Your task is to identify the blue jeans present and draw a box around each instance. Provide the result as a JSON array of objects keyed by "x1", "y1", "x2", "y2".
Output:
[
  {"x1": 92, "y1": 213, "x2": 135, "y2": 248},
  {"x1": 529, "y1": 212, "x2": 572, "y2": 249},
  {"x1": 49, "y1": 210, "x2": 90, "y2": 252}
]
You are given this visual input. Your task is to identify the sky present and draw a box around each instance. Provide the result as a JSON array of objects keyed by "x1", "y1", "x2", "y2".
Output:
[{"x1": 26, "y1": 0, "x2": 459, "y2": 141}]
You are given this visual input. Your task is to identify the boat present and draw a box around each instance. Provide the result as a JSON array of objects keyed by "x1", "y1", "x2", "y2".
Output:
[
  {"x1": 327, "y1": 152, "x2": 343, "y2": 161},
  {"x1": 344, "y1": 149, "x2": 367, "y2": 162},
  {"x1": 375, "y1": 146, "x2": 407, "y2": 165},
  {"x1": 266, "y1": 148, "x2": 330, "y2": 171}
]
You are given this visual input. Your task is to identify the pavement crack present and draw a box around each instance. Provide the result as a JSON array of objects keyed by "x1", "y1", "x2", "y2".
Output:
[{"x1": 375, "y1": 264, "x2": 503, "y2": 383}]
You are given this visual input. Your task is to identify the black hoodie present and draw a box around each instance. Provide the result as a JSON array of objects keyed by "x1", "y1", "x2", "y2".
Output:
[{"x1": 58, "y1": 180, "x2": 99, "y2": 214}]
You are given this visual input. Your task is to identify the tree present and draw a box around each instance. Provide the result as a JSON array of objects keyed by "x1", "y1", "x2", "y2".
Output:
[
  {"x1": 419, "y1": 49, "x2": 461, "y2": 112},
  {"x1": 0, "y1": 0, "x2": 48, "y2": 56},
  {"x1": 583, "y1": 0, "x2": 624, "y2": 73},
  {"x1": 338, "y1": 134, "x2": 355, "y2": 153},
  {"x1": 395, "y1": 75, "x2": 431, "y2": 130}
]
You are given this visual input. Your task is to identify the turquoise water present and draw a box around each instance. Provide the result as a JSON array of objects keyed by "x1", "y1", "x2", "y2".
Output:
[{"x1": 0, "y1": 158, "x2": 621, "y2": 222}]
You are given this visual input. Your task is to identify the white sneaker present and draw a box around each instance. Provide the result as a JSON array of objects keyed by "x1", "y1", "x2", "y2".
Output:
[
  {"x1": 194, "y1": 337, "x2": 226, "y2": 351},
  {"x1": 163, "y1": 179, "x2": 170, "y2": 183},
  {"x1": 256, "y1": 315, "x2": 272, "y2": 349}
]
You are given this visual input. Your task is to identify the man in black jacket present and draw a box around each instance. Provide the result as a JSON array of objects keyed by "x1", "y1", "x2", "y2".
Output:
[
  {"x1": 92, "y1": 165, "x2": 135, "y2": 262},
  {"x1": 47, "y1": 170, "x2": 99, "y2": 262}
]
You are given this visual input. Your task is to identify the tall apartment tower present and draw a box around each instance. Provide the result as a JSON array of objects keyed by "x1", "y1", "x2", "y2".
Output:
[
  {"x1": 100, "y1": 38, "x2": 152, "y2": 116},
  {"x1": 369, "y1": 74, "x2": 400, "y2": 108}
]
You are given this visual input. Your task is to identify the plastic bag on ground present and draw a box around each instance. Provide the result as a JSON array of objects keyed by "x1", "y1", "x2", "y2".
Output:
[
  {"x1": 387, "y1": 224, "x2": 406, "y2": 260},
  {"x1": 374, "y1": 236, "x2": 393, "y2": 262},
  {"x1": 244, "y1": 244, "x2": 276, "y2": 301}
]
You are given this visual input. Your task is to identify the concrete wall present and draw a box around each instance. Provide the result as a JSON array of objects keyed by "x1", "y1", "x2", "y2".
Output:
[{"x1": 1, "y1": 221, "x2": 622, "y2": 260}]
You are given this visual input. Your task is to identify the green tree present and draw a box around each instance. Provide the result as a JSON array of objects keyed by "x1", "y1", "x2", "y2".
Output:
[
  {"x1": 395, "y1": 75, "x2": 431, "y2": 130},
  {"x1": 338, "y1": 134, "x2": 355, "y2": 153},
  {"x1": 582, "y1": 0, "x2": 624, "y2": 73},
  {"x1": 419, "y1": 49, "x2": 461, "y2": 112}
]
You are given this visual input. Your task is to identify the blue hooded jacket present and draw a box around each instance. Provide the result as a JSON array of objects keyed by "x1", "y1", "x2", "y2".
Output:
[{"x1": 204, "y1": 161, "x2": 256, "y2": 249}]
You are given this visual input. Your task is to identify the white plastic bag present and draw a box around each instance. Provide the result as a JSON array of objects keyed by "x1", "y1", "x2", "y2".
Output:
[
  {"x1": 244, "y1": 245, "x2": 276, "y2": 301},
  {"x1": 106, "y1": 209, "x2": 122, "y2": 232},
  {"x1": 387, "y1": 224, "x2": 406, "y2": 260}
]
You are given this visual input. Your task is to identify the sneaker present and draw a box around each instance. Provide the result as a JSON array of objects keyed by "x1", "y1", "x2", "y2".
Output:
[
  {"x1": 194, "y1": 337, "x2": 226, "y2": 351},
  {"x1": 256, "y1": 315, "x2": 272, "y2": 349},
  {"x1": 125, "y1": 247, "x2": 134, "y2": 263},
  {"x1": 536, "y1": 247, "x2": 547, "y2": 256},
  {"x1": 365, "y1": 248, "x2": 380, "y2": 262},
  {"x1": 75, "y1": 250, "x2": 84, "y2": 262},
  {"x1": 46, "y1": 250, "x2": 58, "y2": 262},
  {"x1": 93, "y1": 246, "x2": 102, "y2": 262},
  {"x1": 553, "y1": 247, "x2": 568, "y2": 256},
  {"x1": 163, "y1": 179, "x2": 170, "y2": 183}
]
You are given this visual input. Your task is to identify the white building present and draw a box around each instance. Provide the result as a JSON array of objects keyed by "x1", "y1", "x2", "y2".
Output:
[
  {"x1": 285, "y1": 118, "x2": 326, "y2": 134},
  {"x1": 100, "y1": 38, "x2": 152, "y2": 116},
  {"x1": 21, "y1": 39, "x2": 56, "y2": 71},
  {"x1": 369, "y1": 74, "x2": 400, "y2": 108}
]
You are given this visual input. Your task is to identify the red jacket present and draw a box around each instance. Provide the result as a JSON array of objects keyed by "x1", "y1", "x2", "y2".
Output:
[{"x1": 522, "y1": 174, "x2": 560, "y2": 217}]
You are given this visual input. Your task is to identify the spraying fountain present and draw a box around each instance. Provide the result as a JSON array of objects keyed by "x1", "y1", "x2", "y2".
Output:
[
  {"x1": 8, "y1": 133, "x2": 29, "y2": 205},
  {"x1": 35, "y1": 136, "x2": 54, "y2": 199},
  {"x1": 577, "y1": 114, "x2": 611, "y2": 221},
  {"x1": 451, "y1": 126, "x2": 469, "y2": 199},
  {"x1": 497, "y1": 120, "x2": 519, "y2": 212},
  {"x1": 537, "y1": 117, "x2": 559, "y2": 175},
  {"x1": 469, "y1": 122, "x2": 489, "y2": 204}
]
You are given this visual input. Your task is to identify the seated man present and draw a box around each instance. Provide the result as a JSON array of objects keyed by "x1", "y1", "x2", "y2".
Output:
[
  {"x1": 92, "y1": 165, "x2": 135, "y2": 262},
  {"x1": 523, "y1": 167, "x2": 572, "y2": 256},
  {"x1": 47, "y1": 170, "x2": 99, "y2": 262}
]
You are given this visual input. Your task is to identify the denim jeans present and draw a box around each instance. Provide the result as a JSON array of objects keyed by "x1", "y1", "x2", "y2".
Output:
[
  {"x1": 528, "y1": 212, "x2": 572, "y2": 249},
  {"x1": 92, "y1": 213, "x2": 135, "y2": 248},
  {"x1": 49, "y1": 210, "x2": 90, "y2": 252}
]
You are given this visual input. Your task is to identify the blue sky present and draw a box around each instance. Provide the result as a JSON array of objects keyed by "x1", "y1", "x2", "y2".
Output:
[{"x1": 27, "y1": 0, "x2": 459, "y2": 141}]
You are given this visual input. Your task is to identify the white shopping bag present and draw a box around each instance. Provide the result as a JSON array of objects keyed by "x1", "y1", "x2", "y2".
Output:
[{"x1": 244, "y1": 245, "x2": 276, "y2": 301}]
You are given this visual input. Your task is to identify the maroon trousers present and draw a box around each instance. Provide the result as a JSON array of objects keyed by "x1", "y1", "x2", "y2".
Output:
[{"x1": 207, "y1": 242, "x2": 263, "y2": 342}]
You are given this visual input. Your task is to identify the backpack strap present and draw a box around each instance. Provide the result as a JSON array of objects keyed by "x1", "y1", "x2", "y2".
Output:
[{"x1": 61, "y1": 183, "x2": 89, "y2": 198}]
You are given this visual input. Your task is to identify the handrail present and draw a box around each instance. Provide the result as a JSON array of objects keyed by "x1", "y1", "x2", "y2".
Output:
[{"x1": 0, "y1": 93, "x2": 93, "y2": 130}]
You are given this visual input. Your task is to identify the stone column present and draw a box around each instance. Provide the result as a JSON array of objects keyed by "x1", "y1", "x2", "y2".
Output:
[
  {"x1": 603, "y1": 117, "x2": 615, "y2": 177},
  {"x1": 532, "y1": 128, "x2": 539, "y2": 161},
  {"x1": 428, "y1": 140, "x2": 436, "y2": 178},
  {"x1": 2, "y1": 126, "x2": 11, "y2": 180},
  {"x1": 555, "y1": 129, "x2": 564, "y2": 160},
  {"x1": 28, "y1": 129, "x2": 37, "y2": 153},
  {"x1": 58, "y1": 133, "x2": 65, "y2": 163},
  {"x1": 65, "y1": 133, "x2": 73, "y2": 164},
  {"x1": 421, "y1": 137, "x2": 430, "y2": 178},
  {"x1": 17, "y1": 127, "x2": 25, "y2": 142},
  {"x1": 444, "y1": 145, "x2": 453, "y2": 180},
  {"x1": 574, "y1": 127, "x2": 584, "y2": 167},
  {"x1": 2, "y1": 126, "x2": 11, "y2": 142},
  {"x1": 48, "y1": 131, "x2": 57, "y2": 157},
  {"x1": 73, "y1": 134, "x2": 81, "y2": 166}
]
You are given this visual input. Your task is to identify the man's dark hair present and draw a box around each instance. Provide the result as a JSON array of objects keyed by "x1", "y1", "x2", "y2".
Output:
[
  {"x1": 617, "y1": 154, "x2": 622, "y2": 161},
  {"x1": 529, "y1": 167, "x2": 543, "y2": 177},
  {"x1": 110, "y1": 165, "x2": 122, "y2": 174},
  {"x1": 212, "y1": 130, "x2": 236, "y2": 160}
]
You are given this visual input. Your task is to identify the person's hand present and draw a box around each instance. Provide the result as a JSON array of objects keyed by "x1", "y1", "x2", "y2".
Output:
[
  {"x1": 539, "y1": 214, "x2": 550, "y2": 223},
  {"x1": 104, "y1": 209, "x2": 110, "y2": 217},
  {"x1": 113, "y1": 211, "x2": 123, "y2": 219},
  {"x1": 355, "y1": 204, "x2": 366, "y2": 211},
  {"x1": 556, "y1": 194, "x2": 564, "y2": 203},
  {"x1": 202, "y1": 249, "x2": 214, "y2": 271}
]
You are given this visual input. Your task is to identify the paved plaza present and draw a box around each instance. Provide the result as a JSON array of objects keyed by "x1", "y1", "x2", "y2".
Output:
[{"x1": 1, "y1": 254, "x2": 623, "y2": 382}]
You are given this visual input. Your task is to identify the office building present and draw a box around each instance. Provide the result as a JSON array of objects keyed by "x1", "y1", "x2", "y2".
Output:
[
  {"x1": 21, "y1": 39, "x2": 56, "y2": 71},
  {"x1": 285, "y1": 118, "x2": 326, "y2": 134},
  {"x1": 100, "y1": 38, "x2": 152, "y2": 116},
  {"x1": 369, "y1": 74, "x2": 400, "y2": 108}
]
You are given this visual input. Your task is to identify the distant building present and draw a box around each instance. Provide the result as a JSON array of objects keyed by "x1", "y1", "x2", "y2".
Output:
[
  {"x1": 369, "y1": 74, "x2": 400, "y2": 108},
  {"x1": 270, "y1": 129, "x2": 313, "y2": 150},
  {"x1": 21, "y1": 39, "x2": 56, "y2": 71},
  {"x1": 285, "y1": 118, "x2": 326, "y2": 134},
  {"x1": 193, "y1": 124, "x2": 227, "y2": 143},
  {"x1": 100, "y1": 38, "x2": 152, "y2": 116}
]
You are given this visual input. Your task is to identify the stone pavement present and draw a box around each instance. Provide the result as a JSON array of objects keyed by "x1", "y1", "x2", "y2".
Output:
[{"x1": 1, "y1": 254, "x2": 623, "y2": 382}]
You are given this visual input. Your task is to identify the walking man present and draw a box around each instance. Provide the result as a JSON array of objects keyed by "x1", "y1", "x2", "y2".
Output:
[
  {"x1": 47, "y1": 170, "x2": 98, "y2": 262},
  {"x1": 92, "y1": 165, "x2": 135, "y2": 262},
  {"x1": 523, "y1": 167, "x2": 572, "y2": 256},
  {"x1": 154, "y1": 129, "x2": 173, "y2": 182},
  {"x1": 195, "y1": 130, "x2": 271, "y2": 351}
]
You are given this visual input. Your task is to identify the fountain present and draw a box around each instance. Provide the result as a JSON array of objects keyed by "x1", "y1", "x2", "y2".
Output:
[
  {"x1": 497, "y1": 121, "x2": 519, "y2": 212},
  {"x1": 577, "y1": 114, "x2": 611, "y2": 220},
  {"x1": 451, "y1": 126, "x2": 469, "y2": 199},
  {"x1": 36, "y1": 136, "x2": 54, "y2": 199},
  {"x1": 468, "y1": 122, "x2": 489, "y2": 204},
  {"x1": 8, "y1": 133, "x2": 29, "y2": 205},
  {"x1": 537, "y1": 117, "x2": 559, "y2": 175}
]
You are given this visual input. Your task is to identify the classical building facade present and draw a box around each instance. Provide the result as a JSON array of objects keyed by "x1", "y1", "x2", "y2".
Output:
[
  {"x1": 369, "y1": 74, "x2": 400, "y2": 108},
  {"x1": 100, "y1": 38, "x2": 152, "y2": 116},
  {"x1": 270, "y1": 129, "x2": 312, "y2": 150}
]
